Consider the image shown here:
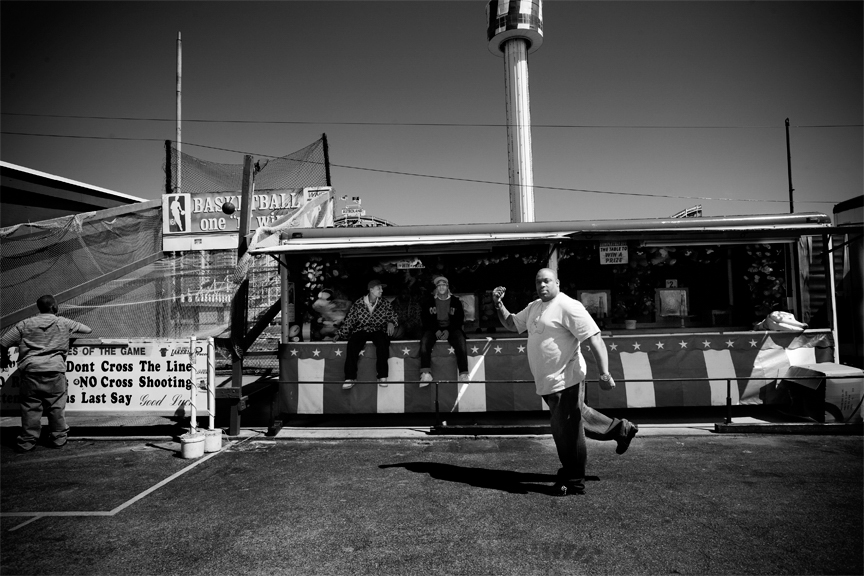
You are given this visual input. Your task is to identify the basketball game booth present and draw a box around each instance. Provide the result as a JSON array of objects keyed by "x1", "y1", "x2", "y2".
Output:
[{"x1": 239, "y1": 211, "x2": 862, "y2": 433}]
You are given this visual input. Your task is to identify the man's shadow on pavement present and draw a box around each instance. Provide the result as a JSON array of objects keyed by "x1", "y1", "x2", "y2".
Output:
[{"x1": 380, "y1": 462, "x2": 599, "y2": 496}]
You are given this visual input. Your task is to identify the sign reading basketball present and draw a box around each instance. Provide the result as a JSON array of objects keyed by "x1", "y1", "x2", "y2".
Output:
[{"x1": 163, "y1": 187, "x2": 333, "y2": 235}]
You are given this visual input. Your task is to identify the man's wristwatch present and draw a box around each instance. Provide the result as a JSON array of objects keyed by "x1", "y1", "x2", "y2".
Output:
[{"x1": 599, "y1": 373, "x2": 612, "y2": 382}]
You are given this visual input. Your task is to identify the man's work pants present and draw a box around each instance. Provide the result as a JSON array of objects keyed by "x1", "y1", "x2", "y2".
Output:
[
  {"x1": 543, "y1": 382, "x2": 586, "y2": 488},
  {"x1": 18, "y1": 371, "x2": 69, "y2": 451}
]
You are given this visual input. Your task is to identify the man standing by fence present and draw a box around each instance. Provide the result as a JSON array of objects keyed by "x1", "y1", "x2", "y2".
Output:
[{"x1": 1, "y1": 295, "x2": 92, "y2": 453}]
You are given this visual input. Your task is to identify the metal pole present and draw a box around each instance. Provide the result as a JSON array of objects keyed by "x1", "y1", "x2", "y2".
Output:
[
  {"x1": 164, "y1": 140, "x2": 173, "y2": 195},
  {"x1": 189, "y1": 335, "x2": 197, "y2": 432},
  {"x1": 435, "y1": 382, "x2": 442, "y2": 428},
  {"x1": 825, "y1": 234, "x2": 840, "y2": 363},
  {"x1": 725, "y1": 378, "x2": 732, "y2": 424},
  {"x1": 322, "y1": 133, "x2": 332, "y2": 187},
  {"x1": 208, "y1": 337, "x2": 215, "y2": 430},
  {"x1": 176, "y1": 32, "x2": 182, "y2": 194},
  {"x1": 785, "y1": 118, "x2": 794, "y2": 214},
  {"x1": 281, "y1": 255, "x2": 289, "y2": 343}
]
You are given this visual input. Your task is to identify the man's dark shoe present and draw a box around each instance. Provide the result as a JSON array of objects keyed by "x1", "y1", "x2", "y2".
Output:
[
  {"x1": 14, "y1": 444, "x2": 35, "y2": 454},
  {"x1": 552, "y1": 481, "x2": 585, "y2": 496},
  {"x1": 616, "y1": 422, "x2": 638, "y2": 455}
]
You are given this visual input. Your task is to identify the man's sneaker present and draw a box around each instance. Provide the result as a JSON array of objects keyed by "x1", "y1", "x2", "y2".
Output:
[
  {"x1": 419, "y1": 372, "x2": 433, "y2": 387},
  {"x1": 342, "y1": 380, "x2": 355, "y2": 390},
  {"x1": 552, "y1": 481, "x2": 585, "y2": 496},
  {"x1": 458, "y1": 373, "x2": 470, "y2": 382},
  {"x1": 378, "y1": 378, "x2": 388, "y2": 387},
  {"x1": 616, "y1": 421, "x2": 639, "y2": 455}
]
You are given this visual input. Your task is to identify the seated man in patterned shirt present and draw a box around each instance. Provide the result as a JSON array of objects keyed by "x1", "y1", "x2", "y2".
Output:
[{"x1": 337, "y1": 279, "x2": 399, "y2": 389}]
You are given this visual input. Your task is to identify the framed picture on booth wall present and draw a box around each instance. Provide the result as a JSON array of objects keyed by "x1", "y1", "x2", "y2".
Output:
[{"x1": 576, "y1": 289, "x2": 611, "y2": 319}]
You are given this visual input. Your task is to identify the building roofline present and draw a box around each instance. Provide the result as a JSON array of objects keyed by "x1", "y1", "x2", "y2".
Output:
[{"x1": 0, "y1": 161, "x2": 147, "y2": 203}]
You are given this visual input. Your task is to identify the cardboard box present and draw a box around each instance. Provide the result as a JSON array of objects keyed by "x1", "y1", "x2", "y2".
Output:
[{"x1": 783, "y1": 363, "x2": 864, "y2": 422}]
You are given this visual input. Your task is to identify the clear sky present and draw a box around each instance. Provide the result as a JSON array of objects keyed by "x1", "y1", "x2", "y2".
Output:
[{"x1": 2, "y1": 1, "x2": 861, "y2": 226}]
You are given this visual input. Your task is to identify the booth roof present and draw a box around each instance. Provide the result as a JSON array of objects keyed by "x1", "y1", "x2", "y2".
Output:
[{"x1": 249, "y1": 212, "x2": 838, "y2": 255}]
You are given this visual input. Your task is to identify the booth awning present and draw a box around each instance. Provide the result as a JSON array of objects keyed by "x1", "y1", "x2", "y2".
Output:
[{"x1": 248, "y1": 212, "x2": 839, "y2": 256}]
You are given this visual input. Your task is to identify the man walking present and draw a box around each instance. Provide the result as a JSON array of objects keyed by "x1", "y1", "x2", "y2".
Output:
[
  {"x1": 1, "y1": 295, "x2": 92, "y2": 452},
  {"x1": 493, "y1": 268, "x2": 633, "y2": 495}
]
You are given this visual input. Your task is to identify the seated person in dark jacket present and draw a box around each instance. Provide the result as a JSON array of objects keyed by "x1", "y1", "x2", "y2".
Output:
[
  {"x1": 337, "y1": 279, "x2": 398, "y2": 390},
  {"x1": 419, "y1": 276, "x2": 469, "y2": 386}
]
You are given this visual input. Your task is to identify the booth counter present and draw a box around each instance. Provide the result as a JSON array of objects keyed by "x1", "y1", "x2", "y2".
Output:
[{"x1": 275, "y1": 329, "x2": 834, "y2": 415}]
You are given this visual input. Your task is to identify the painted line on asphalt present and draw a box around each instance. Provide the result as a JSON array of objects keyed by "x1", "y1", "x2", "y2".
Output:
[{"x1": 2, "y1": 440, "x2": 241, "y2": 531}]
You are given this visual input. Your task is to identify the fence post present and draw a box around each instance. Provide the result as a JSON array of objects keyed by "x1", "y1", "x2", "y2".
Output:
[
  {"x1": 725, "y1": 378, "x2": 732, "y2": 424},
  {"x1": 435, "y1": 382, "x2": 442, "y2": 428},
  {"x1": 189, "y1": 335, "x2": 197, "y2": 432},
  {"x1": 208, "y1": 337, "x2": 215, "y2": 431}
]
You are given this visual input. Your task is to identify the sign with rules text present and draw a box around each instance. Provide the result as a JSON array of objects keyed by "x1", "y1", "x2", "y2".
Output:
[{"x1": 0, "y1": 339, "x2": 210, "y2": 415}]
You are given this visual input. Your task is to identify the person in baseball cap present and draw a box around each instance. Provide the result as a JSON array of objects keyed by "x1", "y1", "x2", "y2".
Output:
[
  {"x1": 418, "y1": 275, "x2": 469, "y2": 386},
  {"x1": 337, "y1": 279, "x2": 398, "y2": 389}
]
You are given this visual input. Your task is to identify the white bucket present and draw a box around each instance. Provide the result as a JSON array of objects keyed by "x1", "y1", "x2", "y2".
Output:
[
  {"x1": 180, "y1": 432, "x2": 205, "y2": 459},
  {"x1": 624, "y1": 319, "x2": 637, "y2": 330},
  {"x1": 203, "y1": 429, "x2": 222, "y2": 453}
]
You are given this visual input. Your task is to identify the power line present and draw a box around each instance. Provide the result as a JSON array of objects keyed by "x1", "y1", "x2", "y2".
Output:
[
  {"x1": 0, "y1": 131, "x2": 849, "y2": 205},
  {"x1": 2, "y1": 112, "x2": 862, "y2": 129}
]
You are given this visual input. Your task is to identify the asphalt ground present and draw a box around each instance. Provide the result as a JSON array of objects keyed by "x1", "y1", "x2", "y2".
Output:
[{"x1": 1, "y1": 427, "x2": 862, "y2": 575}]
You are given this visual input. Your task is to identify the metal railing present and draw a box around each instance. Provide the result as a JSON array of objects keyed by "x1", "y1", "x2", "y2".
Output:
[{"x1": 274, "y1": 374, "x2": 864, "y2": 428}]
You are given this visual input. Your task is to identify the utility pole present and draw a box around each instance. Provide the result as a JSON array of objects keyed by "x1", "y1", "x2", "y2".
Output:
[
  {"x1": 176, "y1": 32, "x2": 182, "y2": 193},
  {"x1": 785, "y1": 118, "x2": 794, "y2": 213},
  {"x1": 229, "y1": 155, "x2": 255, "y2": 436}
]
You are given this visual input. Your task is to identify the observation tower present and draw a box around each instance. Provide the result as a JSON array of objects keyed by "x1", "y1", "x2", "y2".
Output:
[{"x1": 486, "y1": 0, "x2": 543, "y2": 223}]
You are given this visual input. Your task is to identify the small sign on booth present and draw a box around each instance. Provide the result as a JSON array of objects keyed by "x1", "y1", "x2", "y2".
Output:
[{"x1": 599, "y1": 242, "x2": 628, "y2": 265}]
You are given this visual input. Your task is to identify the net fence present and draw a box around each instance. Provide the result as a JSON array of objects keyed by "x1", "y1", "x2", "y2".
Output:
[
  {"x1": 1, "y1": 201, "x2": 162, "y2": 325},
  {"x1": 165, "y1": 138, "x2": 328, "y2": 196},
  {"x1": 2, "y1": 137, "x2": 329, "y2": 371}
]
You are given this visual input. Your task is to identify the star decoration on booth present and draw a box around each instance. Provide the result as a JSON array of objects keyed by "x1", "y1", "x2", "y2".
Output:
[
  {"x1": 334, "y1": 349, "x2": 343, "y2": 356},
  {"x1": 609, "y1": 343, "x2": 618, "y2": 351},
  {"x1": 471, "y1": 346, "x2": 480, "y2": 354},
  {"x1": 654, "y1": 341, "x2": 665, "y2": 350},
  {"x1": 359, "y1": 350, "x2": 365, "y2": 356},
  {"x1": 401, "y1": 347, "x2": 411, "y2": 356},
  {"x1": 494, "y1": 345, "x2": 503, "y2": 354},
  {"x1": 678, "y1": 341, "x2": 688, "y2": 349},
  {"x1": 702, "y1": 340, "x2": 712, "y2": 348},
  {"x1": 725, "y1": 340, "x2": 735, "y2": 348},
  {"x1": 517, "y1": 345, "x2": 526, "y2": 353},
  {"x1": 290, "y1": 349, "x2": 298, "y2": 356},
  {"x1": 448, "y1": 347, "x2": 455, "y2": 354},
  {"x1": 312, "y1": 349, "x2": 321, "y2": 357},
  {"x1": 631, "y1": 342, "x2": 641, "y2": 350},
  {"x1": 749, "y1": 339, "x2": 758, "y2": 347}
]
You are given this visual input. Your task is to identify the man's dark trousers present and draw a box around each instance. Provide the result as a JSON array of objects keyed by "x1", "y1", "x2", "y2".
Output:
[
  {"x1": 419, "y1": 328, "x2": 469, "y2": 374},
  {"x1": 543, "y1": 382, "x2": 586, "y2": 489},
  {"x1": 344, "y1": 330, "x2": 390, "y2": 380}
]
